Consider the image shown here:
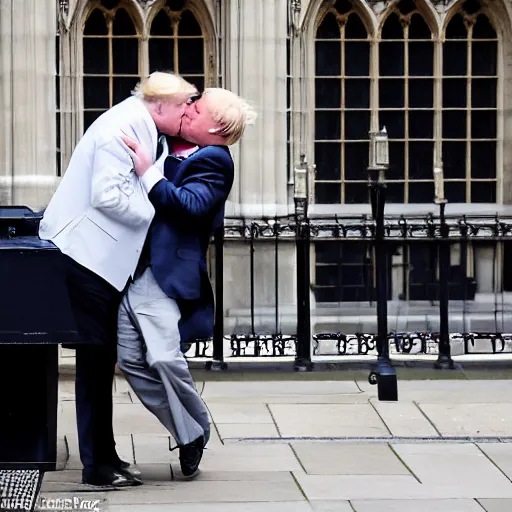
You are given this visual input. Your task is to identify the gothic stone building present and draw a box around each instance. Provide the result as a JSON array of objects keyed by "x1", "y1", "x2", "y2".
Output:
[{"x1": 1, "y1": 0, "x2": 511, "y2": 344}]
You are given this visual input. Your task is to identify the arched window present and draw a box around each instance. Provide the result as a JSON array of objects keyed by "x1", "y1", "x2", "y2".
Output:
[
  {"x1": 443, "y1": 0, "x2": 498, "y2": 203},
  {"x1": 82, "y1": 0, "x2": 140, "y2": 132},
  {"x1": 310, "y1": 0, "x2": 500, "y2": 206},
  {"x1": 149, "y1": 0, "x2": 206, "y2": 92},
  {"x1": 314, "y1": 0, "x2": 371, "y2": 204},
  {"x1": 379, "y1": 2, "x2": 434, "y2": 203}
]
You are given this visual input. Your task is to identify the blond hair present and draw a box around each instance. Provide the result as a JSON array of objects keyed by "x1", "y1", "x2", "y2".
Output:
[
  {"x1": 203, "y1": 88, "x2": 257, "y2": 145},
  {"x1": 132, "y1": 72, "x2": 197, "y2": 103}
]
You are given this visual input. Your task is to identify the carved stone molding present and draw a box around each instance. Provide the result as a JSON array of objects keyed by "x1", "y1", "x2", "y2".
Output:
[{"x1": 59, "y1": 0, "x2": 69, "y2": 16}]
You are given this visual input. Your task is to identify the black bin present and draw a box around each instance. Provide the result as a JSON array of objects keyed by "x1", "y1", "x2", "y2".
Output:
[{"x1": 0, "y1": 207, "x2": 78, "y2": 472}]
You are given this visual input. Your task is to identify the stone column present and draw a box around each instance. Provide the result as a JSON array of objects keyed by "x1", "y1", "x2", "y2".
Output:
[
  {"x1": 0, "y1": 0, "x2": 58, "y2": 211},
  {"x1": 220, "y1": 0, "x2": 297, "y2": 335},
  {"x1": 225, "y1": 0, "x2": 289, "y2": 217}
]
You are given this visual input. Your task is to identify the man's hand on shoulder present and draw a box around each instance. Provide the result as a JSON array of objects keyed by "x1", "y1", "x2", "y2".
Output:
[{"x1": 119, "y1": 134, "x2": 152, "y2": 177}]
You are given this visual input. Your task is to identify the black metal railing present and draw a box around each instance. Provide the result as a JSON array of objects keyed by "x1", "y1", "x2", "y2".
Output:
[{"x1": 188, "y1": 213, "x2": 512, "y2": 369}]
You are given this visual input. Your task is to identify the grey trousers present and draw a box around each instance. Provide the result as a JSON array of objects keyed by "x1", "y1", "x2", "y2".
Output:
[{"x1": 117, "y1": 268, "x2": 210, "y2": 447}]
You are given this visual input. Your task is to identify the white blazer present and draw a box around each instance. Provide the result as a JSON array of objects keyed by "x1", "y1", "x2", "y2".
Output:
[{"x1": 39, "y1": 96, "x2": 167, "y2": 291}]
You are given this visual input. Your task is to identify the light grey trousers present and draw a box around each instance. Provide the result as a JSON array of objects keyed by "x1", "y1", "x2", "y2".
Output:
[{"x1": 117, "y1": 267, "x2": 210, "y2": 447}]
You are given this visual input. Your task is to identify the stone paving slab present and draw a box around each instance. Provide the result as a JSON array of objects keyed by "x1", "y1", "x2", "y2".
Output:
[
  {"x1": 350, "y1": 499, "x2": 485, "y2": 511},
  {"x1": 309, "y1": 502, "x2": 354, "y2": 512},
  {"x1": 416, "y1": 403, "x2": 512, "y2": 437},
  {"x1": 113, "y1": 404, "x2": 170, "y2": 435},
  {"x1": 370, "y1": 401, "x2": 440, "y2": 437},
  {"x1": 191, "y1": 444, "x2": 302, "y2": 473},
  {"x1": 291, "y1": 443, "x2": 410, "y2": 475},
  {"x1": 391, "y1": 444, "x2": 510, "y2": 488},
  {"x1": 478, "y1": 499, "x2": 512, "y2": 511},
  {"x1": 269, "y1": 404, "x2": 390, "y2": 438},
  {"x1": 293, "y1": 473, "x2": 512, "y2": 500},
  {"x1": 105, "y1": 480, "x2": 305, "y2": 505},
  {"x1": 207, "y1": 403, "x2": 274, "y2": 424},
  {"x1": 358, "y1": 380, "x2": 512, "y2": 404},
  {"x1": 216, "y1": 423, "x2": 280, "y2": 439},
  {"x1": 202, "y1": 381, "x2": 362, "y2": 399},
  {"x1": 107, "y1": 502, "x2": 313, "y2": 512},
  {"x1": 478, "y1": 443, "x2": 512, "y2": 481}
]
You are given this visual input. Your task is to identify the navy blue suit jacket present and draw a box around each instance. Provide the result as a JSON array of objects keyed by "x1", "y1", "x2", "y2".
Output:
[{"x1": 146, "y1": 145, "x2": 234, "y2": 344}]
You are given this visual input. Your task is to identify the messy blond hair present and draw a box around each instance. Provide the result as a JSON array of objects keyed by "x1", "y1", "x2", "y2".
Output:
[
  {"x1": 203, "y1": 88, "x2": 257, "y2": 145},
  {"x1": 132, "y1": 72, "x2": 197, "y2": 103}
]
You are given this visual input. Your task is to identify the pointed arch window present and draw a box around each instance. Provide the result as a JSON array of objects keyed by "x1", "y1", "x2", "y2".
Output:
[
  {"x1": 442, "y1": 0, "x2": 498, "y2": 203},
  {"x1": 311, "y1": 0, "x2": 499, "y2": 205},
  {"x1": 149, "y1": 0, "x2": 205, "y2": 92},
  {"x1": 82, "y1": 1, "x2": 140, "y2": 132},
  {"x1": 314, "y1": 0, "x2": 371, "y2": 204}
]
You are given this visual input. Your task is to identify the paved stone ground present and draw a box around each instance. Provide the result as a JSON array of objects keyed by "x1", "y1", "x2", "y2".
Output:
[{"x1": 35, "y1": 370, "x2": 512, "y2": 512}]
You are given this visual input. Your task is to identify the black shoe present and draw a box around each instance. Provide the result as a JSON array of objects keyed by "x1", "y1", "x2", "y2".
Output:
[
  {"x1": 179, "y1": 436, "x2": 204, "y2": 478},
  {"x1": 113, "y1": 459, "x2": 143, "y2": 480},
  {"x1": 82, "y1": 465, "x2": 142, "y2": 487}
]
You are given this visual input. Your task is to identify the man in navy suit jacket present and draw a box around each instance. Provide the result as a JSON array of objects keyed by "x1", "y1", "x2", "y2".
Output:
[{"x1": 117, "y1": 88, "x2": 256, "y2": 481}]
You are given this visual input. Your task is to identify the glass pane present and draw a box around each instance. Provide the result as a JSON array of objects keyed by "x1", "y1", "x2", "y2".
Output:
[
  {"x1": 151, "y1": 10, "x2": 172, "y2": 35},
  {"x1": 445, "y1": 181, "x2": 466, "y2": 203},
  {"x1": 398, "y1": 0, "x2": 416, "y2": 15},
  {"x1": 409, "y1": 141, "x2": 434, "y2": 179},
  {"x1": 112, "y1": 8, "x2": 135, "y2": 35},
  {"x1": 472, "y1": 42, "x2": 497, "y2": 76},
  {"x1": 409, "y1": 13, "x2": 431, "y2": 39},
  {"x1": 386, "y1": 183, "x2": 404, "y2": 203},
  {"x1": 473, "y1": 14, "x2": 497, "y2": 39},
  {"x1": 315, "y1": 242, "x2": 340, "y2": 264},
  {"x1": 379, "y1": 79, "x2": 404, "y2": 108},
  {"x1": 409, "y1": 181, "x2": 434, "y2": 203},
  {"x1": 409, "y1": 79, "x2": 433, "y2": 108},
  {"x1": 83, "y1": 38, "x2": 109, "y2": 74},
  {"x1": 345, "y1": 183, "x2": 369, "y2": 204},
  {"x1": 443, "y1": 42, "x2": 467, "y2": 75},
  {"x1": 446, "y1": 14, "x2": 467, "y2": 39},
  {"x1": 443, "y1": 110, "x2": 467, "y2": 139},
  {"x1": 387, "y1": 141, "x2": 404, "y2": 179},
  {"x1": 345, "y1": 110, "x2": 370, "y2": 140},
  {"x1": 177, "y1": 39, "x2": 204, "y2": 74},
  {"x1": 84, "y1": 9, "x2": 107, "y2": 35},
  {"x1": 409, "y1": 110, "x2": 434, "y2": 139},
  {"x1": 471, "y1": 141, "x2": 496, "y2": 179},
  {"x1": 472, "y1": 78, "x2": 497, "y2": 108},
  {"x1": 56, "y1": 75, "x2": 60, "y2": 109},
  {"x1": 149, "y1": 38, "x2": 174, "y2": 72},
  {"x1": 379, "y1": 42, "x2": 404, "y2": 76},
  {"x1": 315, "y1": 111, "x2": 341, "y2": 140},
  {"x1": 315, "y1": 142, "x2": 341, "y2": 181},
  {"x1": 345, "y1": 142, "x2": 369, "y2": 180},
  {"x1": 182, "y1": 75, "x2": 204, "y2": 92},
  {"x1": 315, "y1": 78, "x2": 341, "y2": 108},
  {"x1": 471, "y1": 182, "x2": 496, "y2": 203},
  {"x1": 382, "y1": 13, "x2": 403, "y2": 39},
  {"x1": 113, "y1": 76, "x2": 140, "y2": 105},
  {"x1": 83, "y1": 77, "x2": 109, "y2": 108},
  {"x1": 345, "y1": 42, "x2": 369, "y2": 76},
  {"x1": 317, "y1": 13, "x2": 339, "y2": 39},
  {"x1": 409, "y1": 42, "x2": 433, "y2": 76},
  {"x1": 443, "y1": 141, "x2": 466, "y2": 179},
  {"x1": 345, "y1": 13, "x2": 367, "y2": 39},
  {"x1": 471, "y1": 110, "x2": 496, "y2": 139},
  {"x1": 178, "y1": 10, "x2": 202, "y2": 36},
  {"x1": 316, "y1": 41, "x2": 341, "y2": 76},
  {"x1": 315, "y1": 182, "x2": 341, "y2": 204},
  {"x1": 463, "y1": 0, "x2": 482, "y2": 15},
  {"x1": 345, "y1": 79, "x2": 370, "y2": 108},
  {"x1": 443, "y1": 78, "x2": 467, "y2": 108},
  {"x1": 84, "y1": 110, "x2": 105, "y2": 132},
  {"x1": 112, "y1": 38, "x2": 138, "y2": 74},
  {"x1": 379, "y1": 110, "x2": 405, "y2": 139}
]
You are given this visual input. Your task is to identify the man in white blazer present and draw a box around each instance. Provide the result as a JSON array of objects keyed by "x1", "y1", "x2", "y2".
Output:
[{"x1": 39, "y1": 72, "x2": 197, "y2": 487}]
